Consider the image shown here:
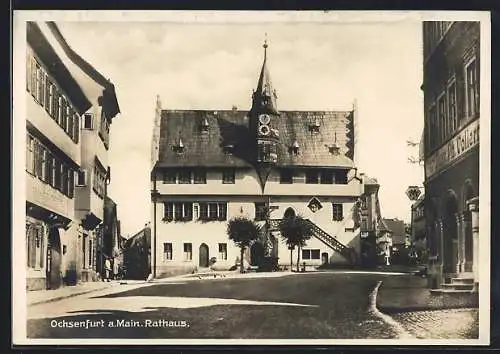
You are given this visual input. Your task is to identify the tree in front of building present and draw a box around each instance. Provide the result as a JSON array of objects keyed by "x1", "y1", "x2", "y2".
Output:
[
  {"x1": 227, "y1": 217, "x2": 260, "y2": 273},
  {"x1": 279, "y1": 215, "x2": 314, "y2": 272}
]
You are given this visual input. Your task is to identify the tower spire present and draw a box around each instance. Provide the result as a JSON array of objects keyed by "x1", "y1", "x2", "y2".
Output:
[{"x1": 253, "y1": 34, "x2": 278, "y2": 114}]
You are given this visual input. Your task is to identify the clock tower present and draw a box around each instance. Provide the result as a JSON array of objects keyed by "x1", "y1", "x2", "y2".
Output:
[{"x1": 249, "y1": 38, "x2": 280, "y2": 171}]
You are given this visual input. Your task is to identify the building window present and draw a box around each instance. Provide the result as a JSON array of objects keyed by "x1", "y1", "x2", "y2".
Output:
[
  {"x1": 429, "y1": 104, "x2": 437, "y2": 150},
  {"x1": 178, "y1": 170, "x2": 192, "y2": 184},
  {"x1": 465, "y1": 58, "x2": 479, "y2": 119},
  {"x1": 73, "y1": 112, "x2": 80, "y2": 143},
  {"x1": 163, "y1": 202, "x2": 174, "y2": 222},
  {"x1": 255, "y1": 202, "x2": 267, "y2": 221},
  {"x1": 26, "y1": 222, "x2": 44, "y2": 269},
  {"x1": 448, "y1": 81, "x2": 458, "y2": 134},
  {"x1": 200, "y1": 203, "x2": 208, "y2": 220},
  {"x1": 193, "y1": 203, "x2": 200, "y2": 220},
  {"x1": 302, "y1": 249, "x2": 320, "y2": 260},
  {"x1": 76, "y1": 169, "x2": 87, "y2": 186},
  {"x1": 82, "y1": 234, "x2": 87, "y2": 269},
  {"x1": 83, "y1": 113, "x2": 93, "y2": 130},
  {"x1": 193, "y1": 169, "x2": 207, "y2": 184},
  {"x1": 162, "y1": 170, "x2": 177, "y2": 184},
  {"x1": 45, "y1": 78, "x2": 52, "y2": 116},
  {"x1": 280, "y1": 169, "x2": 293, "y2": 184},
  {"x1": 222, "y1": 169, "x2": 235, "y2": 184},
  {"x1": 438, "y1": 94, "x2": 447, "y2": 142},
  {"x1": 93, "y1": 162, "x2": 107, "y2": 199},
  {"x1": 89, "y1": 239, "x2": 93, "y2": 268},
  {"x1": 199, "y1": 202, "x2": 227, "y2": 221},
  {"x1": 219, "y1": 243, "x2": 227, "y2": 260},
  {"x1": 320, "y1": 170, "x2": 334, "y2": 184},
  {"x1": 164, "y1": 243, "x2": 173, "y2": 261},
  {"x1": 183, "y1": 243, "x2": 193, "y2": 261},
  {"x1": 99, "y1": 110, "x2": 110, "y2": 149},
  {"x1": 26, "y1": 134, "x2": 35, "y2": 174},
  {"x1": 305, "y1": 170, "x2": 319, "y2": 184},
  {"x1": 332, "y1": 203, "x2": 343, "y2": 221}
]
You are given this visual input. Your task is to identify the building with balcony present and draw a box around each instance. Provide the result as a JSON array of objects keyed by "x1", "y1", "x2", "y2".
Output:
[
  {"x1": 422, "y1": 21, "x2": 480, "y2": 291},
  {"x1": 150, "y1": 41, "x2": 365, "y2": 278},
  {"x1": 25, "y1": 22, "x2": 120, "y2": 289}
]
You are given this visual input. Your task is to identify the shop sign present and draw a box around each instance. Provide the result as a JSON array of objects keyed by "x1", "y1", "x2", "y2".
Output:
[{"x1": 425, "y1": 119, "x2": 479, "y2": 179}]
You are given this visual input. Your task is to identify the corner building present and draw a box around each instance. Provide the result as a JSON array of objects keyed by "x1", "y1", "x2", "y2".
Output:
[
  {"x1": 150, "y1": 42, "x2": 366, "y2": 277},
  {"x1": 422, "y1": 21, "x2": 480, "y2": 290},
  {"x1": 25, "y1": 22, "x2": 120, "y2": 289}
]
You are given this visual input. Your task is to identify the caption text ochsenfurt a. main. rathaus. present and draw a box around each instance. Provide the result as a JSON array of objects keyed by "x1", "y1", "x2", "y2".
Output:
[{"x1": 50, "y1": 319, "x2": 190, "y2": 329}]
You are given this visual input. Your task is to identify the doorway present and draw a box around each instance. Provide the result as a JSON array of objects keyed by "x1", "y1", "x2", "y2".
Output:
[
  {"x1": 443, "y1": 192, "x2": 459, "y2": 275},
  {"x1": 284, "y1": 207, "x2": 296, "y2": 219},
  {"x1": 321, "y1": 252, "x2": 329, "y2": 265},
  {"x1": 199, "y1": 243, "x2": 209, "y2": 268},
  {"x1": 46, "y1": 226, "x2": 62, "y2": 290},
  {"x1": 250, "y1": 242, "x2": 265, "y2": 266}
]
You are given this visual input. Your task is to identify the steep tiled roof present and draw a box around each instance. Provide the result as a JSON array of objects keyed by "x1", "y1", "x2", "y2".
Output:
[
  {"x1": 155, "y1": 109, "x2": 355, "y2": 169},
  {"x1": 383, "y1": 218, "x2": 406, "y2": 244}
]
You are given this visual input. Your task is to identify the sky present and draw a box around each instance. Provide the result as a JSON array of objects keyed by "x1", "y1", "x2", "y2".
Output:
[{"x1": 56, "y1": 13, "x2": 425, "y2": 237}]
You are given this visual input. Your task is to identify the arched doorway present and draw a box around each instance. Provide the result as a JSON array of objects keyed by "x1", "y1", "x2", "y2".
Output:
[
  {"x1": 46, "y1": 226, "x2": 62, "y2": 290},
  {"x1": 250, "y1": 242, "x2": 265, "y2": 266},
  {"x1": 199, "y1": 243, "x2": 209, "y2": 268},
  {"x1": 321, "y1": 252, "x2": 329, "y2": 265},
  {"x1": 284, "y1": 207, "x2": 296, "y2": 219},
  {"x1": 463, "y1": 181, "x2": 475, "y2": 272},
  {"x1": 443, "y1": 191, "x2": 459, "y2": 275}
]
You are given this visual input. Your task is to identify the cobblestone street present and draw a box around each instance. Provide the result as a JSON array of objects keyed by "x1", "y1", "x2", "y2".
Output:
[{"x1": 391, "y1": 308, "x2": 479, "y2": 339}]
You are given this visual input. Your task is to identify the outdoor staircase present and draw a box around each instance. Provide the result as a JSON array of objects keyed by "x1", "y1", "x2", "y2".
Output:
[
  {"x1": 268, "y1": 219, "x2": 357, "y2": 265},
  {"x1": 430, "y1": 276, "x2": 476, "y2": 294}
]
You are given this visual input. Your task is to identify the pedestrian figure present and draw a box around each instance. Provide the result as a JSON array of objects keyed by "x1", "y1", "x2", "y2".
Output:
[
  {"x1": 113, "y1": 259, "x2": 119, "y2": 280},
  {"x1": 104, "y1": 257, "x2": 111, "y2": 282}
]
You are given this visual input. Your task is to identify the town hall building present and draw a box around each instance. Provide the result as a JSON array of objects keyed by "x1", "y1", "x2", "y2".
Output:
[{"x1": 150, "y1": 41, "x2": 366, "y2": 277}]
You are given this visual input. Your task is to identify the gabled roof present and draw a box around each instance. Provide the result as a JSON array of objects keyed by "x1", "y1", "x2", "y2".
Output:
[
  {"x1": 154, "y1": 109, "x2": 355, "y2": 169},
  {"x1": 383, "y1": 218, "x2": 406, "y2": 244},
  {"x1": 46, "y1": 21, "x2": 121, "y2": 119}
]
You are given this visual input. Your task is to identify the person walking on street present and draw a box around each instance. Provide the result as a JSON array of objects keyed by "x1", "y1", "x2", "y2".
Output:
[
  {"x1": 104, "y1": 257, "x2": 111, "y2": 282},
  {"x1": 113, "y1": 258, "x2": 119, "y2": 280}
]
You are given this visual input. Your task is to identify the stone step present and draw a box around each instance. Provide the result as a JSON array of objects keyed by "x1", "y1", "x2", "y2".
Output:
[
  {"x1": 451, "y1": 277, "x2": 475, "y2": 285},
  {"x1": 430, "y1": 288, "x2": 473, "y2": 295},
  {"x1": 441, "y1": 283, "x2": 474, "y2": 290}
]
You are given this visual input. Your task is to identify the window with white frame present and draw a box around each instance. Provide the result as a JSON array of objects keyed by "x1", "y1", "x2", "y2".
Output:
[
  {"x1": 219, "y1": 243, "x2": 227, "y2": 260},
  {"x1": 178, "y1": 170, "x2": 192, "y2": 184},
  {"x1": 193, "y1": 169, "x2": 207, "y2": 184},
  {"x1": 447, "y1": 80, "x2": 458, "y2": 134},
  {"x1": 438, "y1": 94, "x2": 447, "y2": 142},
  {"x1": 163, "y1": 202, "x2": 193, "y2": 222},
  {"x1": 465, "y1": 58, "x2": 479, "y2": 119},
  {"x1": 222, "y1": 169, "x2": 235, "y2": 184},
  {"x1": 83, "y1": 113, "x2": 94, "y2": 130},
  {"x1": 302, "y1": 249, "x2": 320, "y2": 260},
  {"x1": 164, "y1": 243, "x2": 173, "y2": 261},
  {"x1": 199, "y1": 202, "x2": 227, "y2": 221},
  {"x1": 332, "y1": 203, "x2": 343, "y2": 221},
  {"x1": 183, "y1": 243, "x2": 193, "y2": 261}
]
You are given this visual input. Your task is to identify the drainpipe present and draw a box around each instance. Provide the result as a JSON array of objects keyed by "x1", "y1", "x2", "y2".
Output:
[{"x1": 152, "y1": 178, "x2": 157, "y2": 278}]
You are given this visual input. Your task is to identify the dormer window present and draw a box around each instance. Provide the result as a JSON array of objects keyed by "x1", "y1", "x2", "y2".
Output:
[
  {"x1": 289, "y1": 141, "x2": 300, "y2": 155},
  {"x1": 328, "y1": 143, "x2": 340, "y2": 156},
  {"x1": 223, "y1": 144, "x2": 235, "y2": 155},
  {"x1": 309, "y1": 117, "x2": 320, "y2": 133},
  {"x1": 172, "y1": 137, "x2": 185, "y2": 154},
  {"x1": 200, "y1": 117, "x2": 209, "y2": 133}
]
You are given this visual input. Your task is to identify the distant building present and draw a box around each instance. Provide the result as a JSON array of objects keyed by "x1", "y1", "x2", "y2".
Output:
[
  {"x1": 411, "y1": 195, "x2": 427, "y2": 262},
  {"x1": 99, "y1": 196, "x2": 122, "y2": 278},
  {"x1": 383, "y1": 218, "x2": 407, "y2": 265},
  {"x1": 150, "y1": 41, "x2": 365, "y2": 278},
  {"x1": 25, "y1": 22, "x2": 120, "y2": 290},
  {"x1": 422, "y1": 21, "x2": 480, "y2": 290},
  {"x1": 359, "y1": 175, "x2": 382, "y2": 267},
  {"x1": 122, "y1": 224, "x2": 151, "y2": 280}
]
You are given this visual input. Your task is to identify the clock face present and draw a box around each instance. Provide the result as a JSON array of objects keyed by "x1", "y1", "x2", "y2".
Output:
[{"x1": 259, "y1": 114, "x2": 271, "y2": 125}]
